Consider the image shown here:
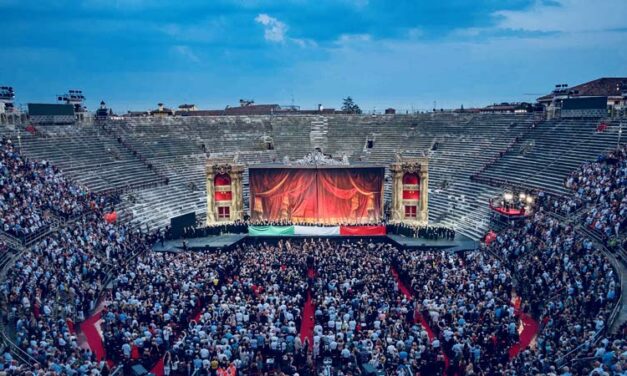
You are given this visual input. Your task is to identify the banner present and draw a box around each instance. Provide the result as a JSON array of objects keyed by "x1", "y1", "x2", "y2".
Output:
[
  {"x1": 294, "y1": 226, "x2": 340, "y2": 236},
  {"x1": 339, "y1": 225, "x2": 386, "y2": 236},
  {"x1": 248, "y1": 226, "x2": 295, "y2": 236},
  {"x1": 248, "y1": 225, "x2": 387, "y2": 236}
]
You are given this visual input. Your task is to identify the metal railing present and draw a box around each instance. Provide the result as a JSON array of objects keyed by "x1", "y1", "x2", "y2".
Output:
[
  {"x1": 553, "y1": 226, "x2": 624, "y2": 367},
  {"x1": 0, "y1": 325, "x2": 41, "y2": 367},
  {"x1": 0, "y1": 225, "x2": 51, "y2": 248}
]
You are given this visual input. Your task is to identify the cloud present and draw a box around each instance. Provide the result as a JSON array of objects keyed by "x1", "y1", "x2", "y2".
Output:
[
  {"x1": 255, "y1": 13, "x2": 288, "y2": 43},
  {"x1": 254, "y1": 13, "x2": 316, "y2": 47},
  {"x1": 172, "y1": 45, "x2": 200, "y2": 63},
  {"x1": 493, "y1": 0, "x2": 627, "y2": 33}
]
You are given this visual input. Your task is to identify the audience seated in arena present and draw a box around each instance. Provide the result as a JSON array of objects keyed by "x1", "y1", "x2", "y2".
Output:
[
  {"x1": 565, "y1": 145, "x2": 626, "y2": 244},
  {"x1": 0, "y1": 136, "x2": 623, "y2": 376}
]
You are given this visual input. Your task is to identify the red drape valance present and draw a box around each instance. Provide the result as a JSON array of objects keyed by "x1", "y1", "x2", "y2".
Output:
[
  {"x1": 215, "y1": 191, "x2": 232, "y2": 201},
  {"x1": 403, "y1": 173, "x2": 419, "y2": 185},
  {"x1": 215, "y1": 174, "x2": 231, "y2": 186},
  {"x1": 402, "y1": 190, "x2": 420, "y2": 200}
]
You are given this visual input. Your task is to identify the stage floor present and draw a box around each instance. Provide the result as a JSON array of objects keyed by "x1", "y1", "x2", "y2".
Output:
[
  {"x1": 387, "y1": 233, "x2": 478, "y2": 251},
  {"x1": 153, "y1": 233, "x2": 478, "y2": 252},
  {"x1": 152, "y1": 234, "x2": 247, "y2": 252}
]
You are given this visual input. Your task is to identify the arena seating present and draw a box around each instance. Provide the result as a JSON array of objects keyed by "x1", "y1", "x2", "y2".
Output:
[
  {"x1": 0, "y1": 121, "x2": 625, "y2": 375},
  {"x1": 3, "y1": 113, "x2": 620, "y2": 239},
  {"x1": 15, "y1": 125, "x2": 163, "y2": 192},
  {"x1": 105, "y1": 114, "x2": 539, "y2": 237},
  {"x1": 475, "y1": 118, "x2": 621, "y2": 193}
]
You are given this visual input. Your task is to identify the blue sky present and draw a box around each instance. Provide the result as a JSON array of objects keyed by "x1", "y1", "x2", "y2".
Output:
[{"x1": 1, "y1": 0, "x2": 626, "y2": 112}]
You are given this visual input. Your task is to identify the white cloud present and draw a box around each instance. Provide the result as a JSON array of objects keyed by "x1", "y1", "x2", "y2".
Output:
[
  {"x1": 493, "y1": 0, "x2": 627, "y2": 33},
  {"x1": 255, "y1": 13, "x2": 288, "y2": 43},
  {"x1": 254, "y1": 13, "x2": 316, "y2": 47},
  {"x1": 172, "y1": 45, "x2": 200, "y2": 63}
]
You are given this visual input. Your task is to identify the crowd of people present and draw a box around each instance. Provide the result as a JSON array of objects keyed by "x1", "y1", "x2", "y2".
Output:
[
  {"x1": 310, "y1": 239, "x2": 445, "y2": 375},
  {"x1": 387, "y1": 223, "x2": 456, "y2": 240},
  {"x1": 0, "y1": 136, "x2": 158, "y2": 374},
  {"x1": 486, "y1": 208, "x2": 620, "y2": 374},
  {"x1": 0, "y1": 138, "x2": 99, "y2": 239},
  {"x1": 0, "y1": 133, "x2": 624, "y2": 376},
  {"x1": 101, "y1": 249, "x2": 239, "y2": 372},
  {"x1": 160, "y1": 240, "x2": 309, "y2": 375},
  {"x1": 565, "y1": 144, "x2": 626, "y2": 246},
  {"x1": 169, "y1": 221, "x2": 457, "y2": 243},
  {"x1": 392, "y1": 248, "x2": 518, "y2": 374}
]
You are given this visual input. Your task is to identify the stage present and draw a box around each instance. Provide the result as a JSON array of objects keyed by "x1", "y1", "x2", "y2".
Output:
[
  {"x1": 152, "y1": 234, "x2": 247, "y2": 252},
  {"x1": 152, "y1": 232, "x2": 477, "y2": 252},
  {"x1": 387, "y1": 233, "x2": 478, "y2": 251}
]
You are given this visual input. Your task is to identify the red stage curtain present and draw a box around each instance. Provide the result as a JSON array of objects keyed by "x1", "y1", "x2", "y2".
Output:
[
  {"x1": 339, "y1": 225, "x2": 386, "y2": 236},
  {"x1": 250, "y1": 168, "x2": 383, "y2": 223},
  {"x1": 249, "y1": 169, "x2": 317, "y2": 221},
  {"x1": 317, "y1": 169, "x2": 382, "y2": 224}
]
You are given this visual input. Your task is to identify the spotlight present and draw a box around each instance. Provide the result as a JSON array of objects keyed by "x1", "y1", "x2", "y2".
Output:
[
  {"x1": 526, "y1": 196, "x2": 533, "y2": 204},
  {"x1": 503, "y1": 192, "x2": 513, "y2": 201},
  {"x1": 519, "y1": 193, "x2": 526, "y2": 200}
]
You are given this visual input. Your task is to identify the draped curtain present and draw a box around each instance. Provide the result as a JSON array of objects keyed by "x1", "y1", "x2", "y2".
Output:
[
  {"x1": 316, "y1": 169, "x2": 382, "y2": 223},
  {"x1": 250, "y1": 168, "x2": 383, "y2": 224},
  {"x1": 250, "y1": 169, "x2": 317, "y2": 221}
]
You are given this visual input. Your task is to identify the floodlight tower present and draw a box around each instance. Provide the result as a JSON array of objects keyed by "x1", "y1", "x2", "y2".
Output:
[{"x1": 58, "y1": 89, "x2": 91, "y2": 123}]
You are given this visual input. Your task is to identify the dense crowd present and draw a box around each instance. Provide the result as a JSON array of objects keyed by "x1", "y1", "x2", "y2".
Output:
[
  {"x1": 565, "y1": 145, "x2": 626, "y2": 246},
  {"x1": 102, "y1": 249, "x2": 239, "y2": 372},
  {"x1": 392, "y1": 248, "x2": 518, "y2": 374},
  {"x1": 486, "y1": 209, "x2": 620, "y2": 374},
  {"x1": 0, "y1": 138, "x2": 98, "y2": 238},
  {"x1": 0, "y1": 134, "x2": 624, "y2": 376},
  {"x1": 161, "y1": 240, "x2": 309, "y2": 375},
  {"x1": 0, "y1": 137, "x2": 157, "y2": 374},
  {"x1": 311, "y1": 240, "x2": 445, "y2": 375},
  {"x1": 387, "y1": 223, "x2": 455, "y2": 240}
]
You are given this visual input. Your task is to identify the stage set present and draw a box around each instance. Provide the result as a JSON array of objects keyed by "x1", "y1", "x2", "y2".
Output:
[
  {"x1": 153, "y1": 152, "x2": 476, "y2": 252},
  {"x1": 206, "y1": 152, "x2": 429, "y2": 225}
]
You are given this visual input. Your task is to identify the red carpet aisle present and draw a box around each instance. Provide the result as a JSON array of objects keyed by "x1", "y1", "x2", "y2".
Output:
[
  {"x1": 151, "y1": 298, "x2": 208, "y2": 376},
  {"x1": 300, "y1": 290, "x2": 315, "y2": 344},
  {"x1": 79, "y1": 310, "x2": 106, "y2": 361},
  {"x1": 508, "y1": 312, "x2": 539, "y2": 359},
  {"x1": 151, "y1": 358, "x2": 165, "y2": 376},
  {"x1": 390, "y1": 268, "x2": 450, "y2": 373},
  {"x1": 300, "y1": 267, "x2": 316, "y2": 345}
]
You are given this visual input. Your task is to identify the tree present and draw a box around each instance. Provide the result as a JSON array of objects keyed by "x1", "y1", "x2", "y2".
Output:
[{"x1": 342, "y1": 96, "x2": 362, "y2": 114}]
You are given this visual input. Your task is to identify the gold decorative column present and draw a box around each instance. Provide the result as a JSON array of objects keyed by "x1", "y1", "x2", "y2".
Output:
[
  {"x1": 389, "y1": 157, "x2": 429, "y2": 224},
  {"x1": 418, "y1": 159, "x2": 429, "y2": 222},
  {"x1": 206, "y1": 171, "x2": 216, "y2": 223},
  {"x1": 206, "y1": 158, "x2": 245, "y2": 225},
  {"x1": 390, "y1": 162, "x2": 405, "y2": 221},
  {"x1": 230, "y1": 164, "x2": 245, "y2": 221}
]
